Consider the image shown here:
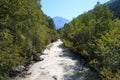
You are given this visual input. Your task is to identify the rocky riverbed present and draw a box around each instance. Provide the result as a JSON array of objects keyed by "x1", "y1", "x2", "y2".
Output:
[{"x1": 18, "y1": 39, "x2": 97, "y2": 80}]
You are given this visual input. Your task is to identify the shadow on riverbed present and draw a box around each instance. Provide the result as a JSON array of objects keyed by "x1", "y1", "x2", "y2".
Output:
[
  {"x1": 59, "y1": 49, "x2": 99, "y2": 80},
  {"x1": 59, "y1": 50, "x2": 84, "y2": 80},
  {"x1": 59, "y1": 49, "x2": 81, "y2": 60}
]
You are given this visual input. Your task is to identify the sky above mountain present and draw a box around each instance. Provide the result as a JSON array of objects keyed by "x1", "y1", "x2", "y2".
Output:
[{"x1": 41, "y1": 0, "x2": 110, "y2": 20}]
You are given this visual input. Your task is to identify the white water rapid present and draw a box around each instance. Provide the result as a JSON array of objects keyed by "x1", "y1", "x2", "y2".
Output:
[{"x1": 21, "y1": 39, "x2": 96, "y2": 80}]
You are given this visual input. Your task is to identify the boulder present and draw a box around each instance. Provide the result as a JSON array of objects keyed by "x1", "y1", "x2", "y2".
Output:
[
  {"x1": 24, "y1": 61, "x2": 30, "y2": 67},
  {"x1": 33, "y1": 54, "x2": 44, "y2": 62},
  {"x1": 51, "y1": 39, "x2": 57, "y2": 43},
  {"x1": 15, "y1": 66, "x2": 25, "y2": 72}
]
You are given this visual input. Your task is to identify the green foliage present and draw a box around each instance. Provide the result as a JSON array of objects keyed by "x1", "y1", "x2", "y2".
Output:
[
  {"x1": 0, "y1": 75, "x2": 10, "y2": 80},
  {"x1": 108, "y1": 0, "x2": 120, "y2": 19},
  {"x1": 0, "y1": 0, "x2": 58, "y2": 79},
  {"x1": 47, "y1": 16, "x2": 56, "y2": 30},
  {"x1": 47, "y1": 16, "x2": 59, "y2": 42},
  {"x1": 59, "y1": 4, "x2": 120, "y2": 80}
]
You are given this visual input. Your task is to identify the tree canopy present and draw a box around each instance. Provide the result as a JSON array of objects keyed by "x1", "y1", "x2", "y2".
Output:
[
  {"x1": 59, "y1": 4, "x2": 120, "y2": 80},
  {"x1": 0, "y1": 0, "x2": 58, "y2": 79}
]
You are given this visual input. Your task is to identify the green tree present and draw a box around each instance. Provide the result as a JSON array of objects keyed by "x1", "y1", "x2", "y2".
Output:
[
  {"x1": 59, "y1": 3, "x2": 120, "y2": 80},
  {"x1": 0, "y1": 0, "x2": 58, "y2": 79}
]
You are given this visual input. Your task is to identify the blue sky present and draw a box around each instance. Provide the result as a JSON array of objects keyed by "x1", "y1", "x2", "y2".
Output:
[{"x1": 41, "y1": 0, "x2": 110, "y2": 20}]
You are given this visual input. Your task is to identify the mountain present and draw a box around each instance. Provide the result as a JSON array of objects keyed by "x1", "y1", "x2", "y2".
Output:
[{"x1": 53, "y1": 16, "x2": 70, "y2": 29}]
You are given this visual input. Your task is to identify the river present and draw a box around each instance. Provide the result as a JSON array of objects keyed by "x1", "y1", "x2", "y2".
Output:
[{"x1": 21, "y1": 39, "x2": 97, "y2": 80}]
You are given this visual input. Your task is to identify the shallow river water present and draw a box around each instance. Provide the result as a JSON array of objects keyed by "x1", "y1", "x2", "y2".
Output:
[{"x1": 21, "y1": 39, "x2": 97, "y2": 80}]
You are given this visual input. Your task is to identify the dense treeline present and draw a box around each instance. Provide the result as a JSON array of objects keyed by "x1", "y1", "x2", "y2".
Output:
[
  {"x1": 59, "y1": 3, "x2": 120, "y2": 80},
  {"x1": 0, "y1": 0, "x2": 58, "y2": 79},
  {"x1": 108, "y1": 0, "x2": 120, "y2": 19}
]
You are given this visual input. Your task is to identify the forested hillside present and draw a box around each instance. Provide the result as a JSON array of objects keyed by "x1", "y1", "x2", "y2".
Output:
[
  {"x1": 59, "y1": 3, "x2": 120, "y2": 80},
  {"x1": 108, "y1": 0, "x2": 120, "y2": 19},
  {"x1": 0, "y1": 0, "x2": 58, "y2": 79}
]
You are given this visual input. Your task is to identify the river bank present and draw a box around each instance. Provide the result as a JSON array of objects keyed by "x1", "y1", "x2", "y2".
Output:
[{"x1": 16, "y1": 39, "x2": 97, "y2": 80}]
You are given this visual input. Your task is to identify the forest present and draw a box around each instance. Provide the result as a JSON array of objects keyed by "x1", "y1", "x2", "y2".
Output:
[
  {"x1": 0, "y1": 0, "x2": 120, "y2": 80},
  {"x1": 59, "y1": 2, "x2": 120, "y2": 80},
  {"x1": 0, "y1": 0, "x2": 58, "y2": 79}
]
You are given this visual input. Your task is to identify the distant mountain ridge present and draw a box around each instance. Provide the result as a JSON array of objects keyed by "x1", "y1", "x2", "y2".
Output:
[{"x1": 53, "y1": 16, "x2": 70, "y2": 29}]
